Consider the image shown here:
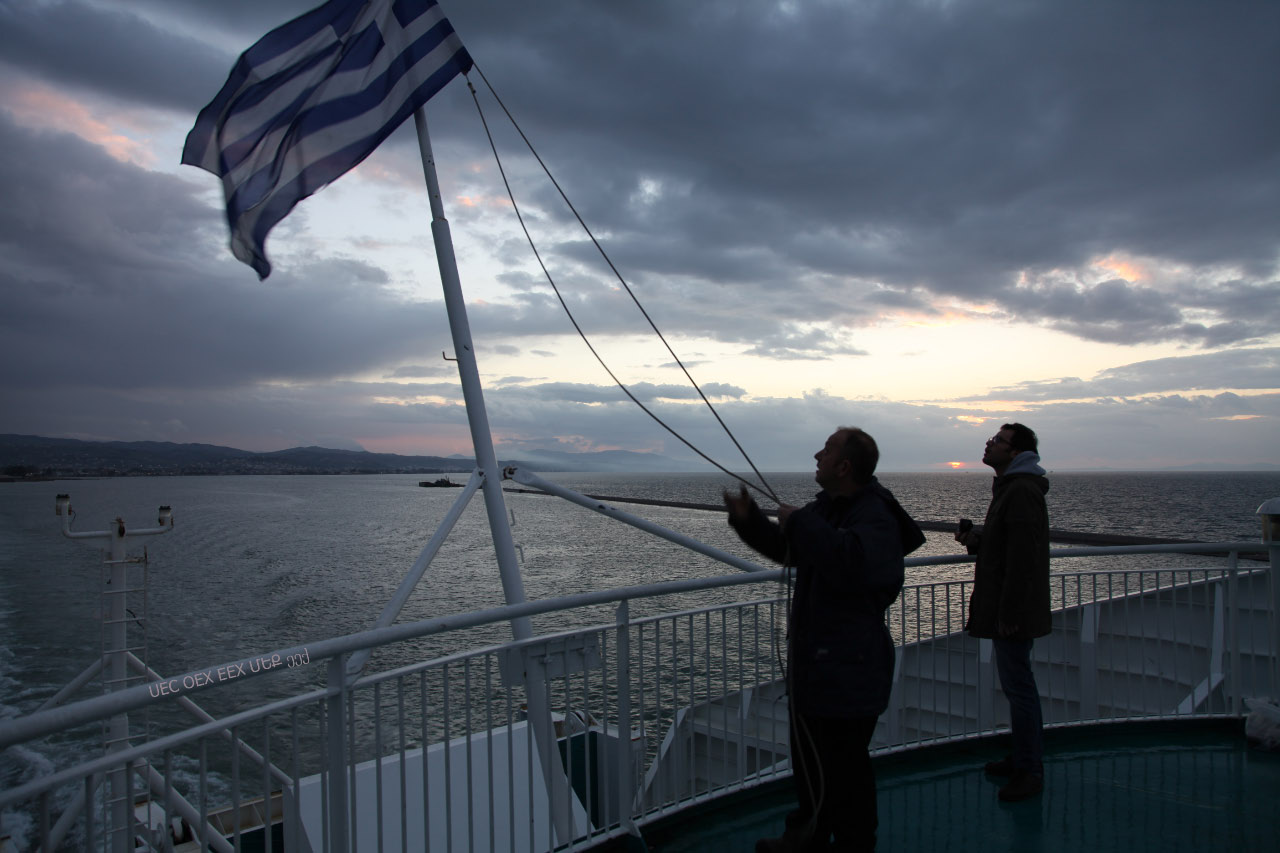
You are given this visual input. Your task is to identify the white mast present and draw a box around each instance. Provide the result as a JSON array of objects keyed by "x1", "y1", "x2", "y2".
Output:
[
  {"x1": 411, "y1": 107, "x2": 532, "y2": 641},
  {"x1": 410, "y1": 105, "x2": 579, "y2": 845}
]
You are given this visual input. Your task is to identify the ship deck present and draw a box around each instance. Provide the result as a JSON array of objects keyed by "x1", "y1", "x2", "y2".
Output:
[{"x1": 632, "y1": 720, "x2": 1280, "y2": 853}]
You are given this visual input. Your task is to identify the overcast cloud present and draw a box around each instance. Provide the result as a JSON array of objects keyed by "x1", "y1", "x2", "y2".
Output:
[{"x1": 0, "y1": 0, "x2": 1276, "y2": 471}]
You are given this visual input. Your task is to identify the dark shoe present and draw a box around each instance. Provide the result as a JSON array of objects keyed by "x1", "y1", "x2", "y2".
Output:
[
  {"x1": 754, "y1": 835, "x2": 795, "y2": 853},
  {"x1": 998, "y1": 771, "x2": 1044, "y2": 802},
  {"x1": 983, "y1": 755, "x2": 1015, "y2": 776},
  {"x1": 755, "y1": 823, "x2": 813, "y2": 853}
]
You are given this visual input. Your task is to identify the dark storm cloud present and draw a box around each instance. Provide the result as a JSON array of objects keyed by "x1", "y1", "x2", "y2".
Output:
[
  {"x1": 483, "y1": 383, "x2": 1278, "y2": 472},
  {"x1": 436, "y1": 0, "x2": 1280, "y2": 346},
  {"x1": 0, "y1": 0, "x2": 237, "y2": 111},
  {"x1": 126, "y1": 0, "x2": 319, "y2": 36},
  {"x1": 1002, "y1": 279, "x2": 1186, "y2": 345},
  {"x1": 8, "y1": 0, "x2": 1273, "y2": 351},
  {"x1": 741, "y1": 329, "x2": 869, "y2": 361},
  {"x1": 385, "y1": 364, "x2": 455, "y2": 379},
  {"x1": 503, "y1": 381, "x2": 744, "y2": 405},
  {"x1": 998, "y1": 276, "x2": 1280, "y2": 347},
  {"x1": 0, "y1": 113, "x2": 450, "y2": 392},
  {"x1": 1012, "y1": 392, "x2": 1280, "y2": 469},
  {"x1": 2, "y1": 376, "x2": 473, "y2": 451},
  {"x1": 1, "y1": 0, "x2": 1276, "y2": 464},
  {"x1": 1180, "y1": 279, "x2": 1280, "y2": 343},
  {"x1": 984, "y1": 348, "x2": 1280, "y2": 401}
]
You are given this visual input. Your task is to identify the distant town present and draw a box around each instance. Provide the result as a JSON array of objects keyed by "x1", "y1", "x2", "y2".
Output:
[{"x1": 0, "y1": 435, "x2": 474, "y2": 479}]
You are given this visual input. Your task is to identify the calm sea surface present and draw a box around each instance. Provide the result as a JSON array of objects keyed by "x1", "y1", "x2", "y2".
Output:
[{"x1": 1, "y1": 470, "x2": 1277, "y2": 815}]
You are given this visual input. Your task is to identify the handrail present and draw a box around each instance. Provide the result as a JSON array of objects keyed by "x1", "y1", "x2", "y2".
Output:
[
  {"x1": 0, "y1": 536, "x2": 1271, "y2": 853},
  {"x1": 0, "y1": 541, "x2": 1262, "y2": 754},
  {"x1": 0, "y1": 568, "x2": 784, "y2": 752}
]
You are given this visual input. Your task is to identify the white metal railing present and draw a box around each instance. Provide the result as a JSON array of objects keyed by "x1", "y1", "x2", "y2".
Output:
[{"x1": 1, "y1": 542, "x2": 1275, "y2": 852}]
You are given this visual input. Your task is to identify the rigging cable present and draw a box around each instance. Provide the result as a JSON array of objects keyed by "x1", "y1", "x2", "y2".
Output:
[{"x1": 465, "y1": 67, "x2": 781, "y2": 506}]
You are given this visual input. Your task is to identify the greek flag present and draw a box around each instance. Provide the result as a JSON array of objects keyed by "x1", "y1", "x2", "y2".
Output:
[{"x1": 182, "y1": 0, "x2": 472, "y2": 279}]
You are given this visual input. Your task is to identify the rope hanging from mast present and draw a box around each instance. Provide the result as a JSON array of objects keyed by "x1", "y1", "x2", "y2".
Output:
[{"x1": 465, "y1": 67, "x2": 781, "y2": 505}]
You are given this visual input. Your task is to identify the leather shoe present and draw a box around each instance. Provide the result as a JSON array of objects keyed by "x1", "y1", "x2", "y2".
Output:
[
  {"x1": 983, "y1": 756, "x2": 1015, "y2": 776},
  {"x1": 755, "y1": 823, "x2": 813, "y2": 853},
  {"x1": 998, "y1": 770, "x2": 1044, "y2": 802}
]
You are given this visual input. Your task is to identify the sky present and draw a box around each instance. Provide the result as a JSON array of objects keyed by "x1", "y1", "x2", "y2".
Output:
[{"x1": 0, "y1": 0, "x2": 1277, "y2": 473}]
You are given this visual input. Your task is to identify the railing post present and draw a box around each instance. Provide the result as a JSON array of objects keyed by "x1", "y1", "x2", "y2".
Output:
[
  {"x1": 1227, "y1": 555, "x2": 1241, "y2": 714},
  {"x1": 105, "y1": 520, "x2": 132, "y2": 853},
  {"x1": 1258, "y1": 498, "x2": 1280, "y2": 699},
  {"x1": 885, "y1": 649, "x2": 904, "y2": 744},
  {"x1": 326, "y1": 657, "x2": 349, "y2": 853},
  {"x1": 977, "y1": 639, "x2": 996, "y2": 732},
  {"x1": 1079, "y1": 605, "x2": 1098, "y2": 720},
  {"x1": 615, "y1": 601, "x2": 636, "y2": 835}
]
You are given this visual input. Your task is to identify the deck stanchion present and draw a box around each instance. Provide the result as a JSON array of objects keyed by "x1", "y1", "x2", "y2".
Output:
[
  {"x1": 1258, "y1": 499, "x2": 1280, "y2": 698},
  {"x1": 326, "y1": 657, "x2": 349, "y2": 853},
  {"x1": 615, "y1": 601, "x2": 636, "y2": 835},
  {"x1": 1080, "y1": 605, "x2": 1099, "y2": 719},
  {"x1": 977, "y1": 639, "x2": 995, "y2": 732}
]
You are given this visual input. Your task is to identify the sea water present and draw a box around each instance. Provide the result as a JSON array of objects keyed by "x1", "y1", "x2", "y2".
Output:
[{"x1": 1, "y1": 470, "x2": 1277, "y2": 826}]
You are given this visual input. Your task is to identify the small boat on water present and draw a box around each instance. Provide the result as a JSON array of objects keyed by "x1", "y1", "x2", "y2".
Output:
[{"x1": 418, "y1": 477, "x2": 461, "y2": 488}]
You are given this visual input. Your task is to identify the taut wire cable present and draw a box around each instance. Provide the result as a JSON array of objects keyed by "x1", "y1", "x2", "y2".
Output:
[{"x1": 464, "y1": 68, "x2": 780, "y2": 505}]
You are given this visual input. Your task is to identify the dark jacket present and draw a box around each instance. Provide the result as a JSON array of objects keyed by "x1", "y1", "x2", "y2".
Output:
[
  {"x1": 965, "y1": 453, "x2": 1051, "y2": 640},
  {"x1": 729, "y1": 479, "x2": 924, "y2": 717}
]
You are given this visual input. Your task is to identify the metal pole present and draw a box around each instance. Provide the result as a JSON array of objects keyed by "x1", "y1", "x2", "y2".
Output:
[
  {"x1": 614, "y1": 601, "x2": 637, "y2": 833},
  {"x1": 326, "y1": 658, "x2": 349, "y2": 853},
  {"x1": 412, "y1": 105, "x2": 577, "y2": 846},
  {"x1": 106, "y1": 520, "x2": 131, "y2": 853},
  {"x1": 413, "y1": 107, "x2": 531, "y2": 638},
  {"x1": 1258, "y1": 498, "x2": 1280, "y2": 697},
  {"x1": 50, "y1": 497, "x2": 172, "y2": 852},
  {"x1": 345, "y1": 470, "x2": 484, "y2": 683},
  {"x1": 511, "y1": 468, "x2": 770, "y2": 573}
]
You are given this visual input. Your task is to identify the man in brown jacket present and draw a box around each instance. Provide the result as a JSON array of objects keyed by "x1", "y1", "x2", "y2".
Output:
[{"x1": 957, "y1": 422, "x2": 1050, "y2": 802}]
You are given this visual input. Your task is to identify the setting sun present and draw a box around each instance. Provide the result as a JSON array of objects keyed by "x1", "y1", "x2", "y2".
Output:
[{"x1": 948, "y1": 461, "x2": 966, "y2": 469}]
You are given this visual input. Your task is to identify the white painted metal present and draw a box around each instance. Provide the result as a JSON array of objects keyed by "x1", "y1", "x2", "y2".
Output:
[
  {"x1": 42, "y1": 498, "x2": 175, "y2": 853},
  {"x1": 511, "y1": 468, "x2": 770, "y2": 574},
  {"x1": 411, "y1": 105, "x2": 578, "y2": 849},
  {"x1": 1257, "y1": 500, "x2": 1280, "y2": 697},
  {"x1": 2, "y1": 540, "x2": 1275, "y2": 852},
  {"x1": 344, "y1": 469, "x2": 484, "y2": 684}
]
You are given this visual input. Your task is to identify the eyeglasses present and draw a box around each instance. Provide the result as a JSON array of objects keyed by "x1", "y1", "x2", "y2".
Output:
[{"x1": 987, "y1": 434, "x2": 1013, "y2": 446}]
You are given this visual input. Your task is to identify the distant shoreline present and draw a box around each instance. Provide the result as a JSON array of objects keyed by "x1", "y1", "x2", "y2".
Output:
[
  {"x1": 5, "y1": 468, "x2": 1279, "y2": 483},
  {"x1": 3, "y1": 433, "x2": 1275, "y2": 479}
]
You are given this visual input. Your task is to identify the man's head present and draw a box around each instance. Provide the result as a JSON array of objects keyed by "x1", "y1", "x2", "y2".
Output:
[
  {"x1": 814, "y1": 427, "x2": 878, "y2": 494},
  {"x1": 982, "y1": 422, "x2": 1037, "y2": 475}
]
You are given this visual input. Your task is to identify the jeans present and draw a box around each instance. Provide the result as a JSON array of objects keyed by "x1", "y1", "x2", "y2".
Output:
[{"x1": 992, "y1": 637, "x2": 1044, "y2": 774}]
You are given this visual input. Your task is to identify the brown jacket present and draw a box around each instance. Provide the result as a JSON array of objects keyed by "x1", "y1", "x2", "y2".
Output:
[{"x1": 966, "y1": 461, "x2": 1051, "y2": 640}]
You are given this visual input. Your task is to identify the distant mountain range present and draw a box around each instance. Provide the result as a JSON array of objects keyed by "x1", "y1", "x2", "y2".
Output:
[
  {"x1": 3, "y1": 435, "x2": 1273, "y2": 479},
  {"x1": 0, "y1": 434, "x2": 701, "y2": 478}
]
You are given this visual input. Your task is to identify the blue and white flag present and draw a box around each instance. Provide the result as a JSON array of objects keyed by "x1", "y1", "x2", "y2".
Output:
[{"x1": 182, "y1": 0, "x2": 472, "y2": 279}]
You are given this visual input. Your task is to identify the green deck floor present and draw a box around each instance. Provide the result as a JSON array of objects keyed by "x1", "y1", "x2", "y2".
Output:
[{"x1": 632, "y1": 721, "x2": 1280, "y2": 853}]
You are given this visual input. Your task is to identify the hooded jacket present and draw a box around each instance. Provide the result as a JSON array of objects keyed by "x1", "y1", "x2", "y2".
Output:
[
  {"x1": 729, "y1": 478, "x2": 925, "y2": 717},
  {"x1": 965, "y1": 452, "x2": 1051, "y2": 640}
]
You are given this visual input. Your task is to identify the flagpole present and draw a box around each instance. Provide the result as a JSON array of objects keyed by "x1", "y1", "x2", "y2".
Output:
[
  {"x1": 411, "y1": 105, "x2": 578, "y2": 845},
  {"x1": 412, "y1": 106, "x2": 531, "y2": 639}
]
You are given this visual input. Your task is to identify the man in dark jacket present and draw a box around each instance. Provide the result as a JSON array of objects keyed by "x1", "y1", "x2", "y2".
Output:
[
  {"x1": 957, "y1": 422, "x2": 1050, "y2": 802},
  {"x1": 726, "y1": 427, "x2": 924, "y2": 852}
]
